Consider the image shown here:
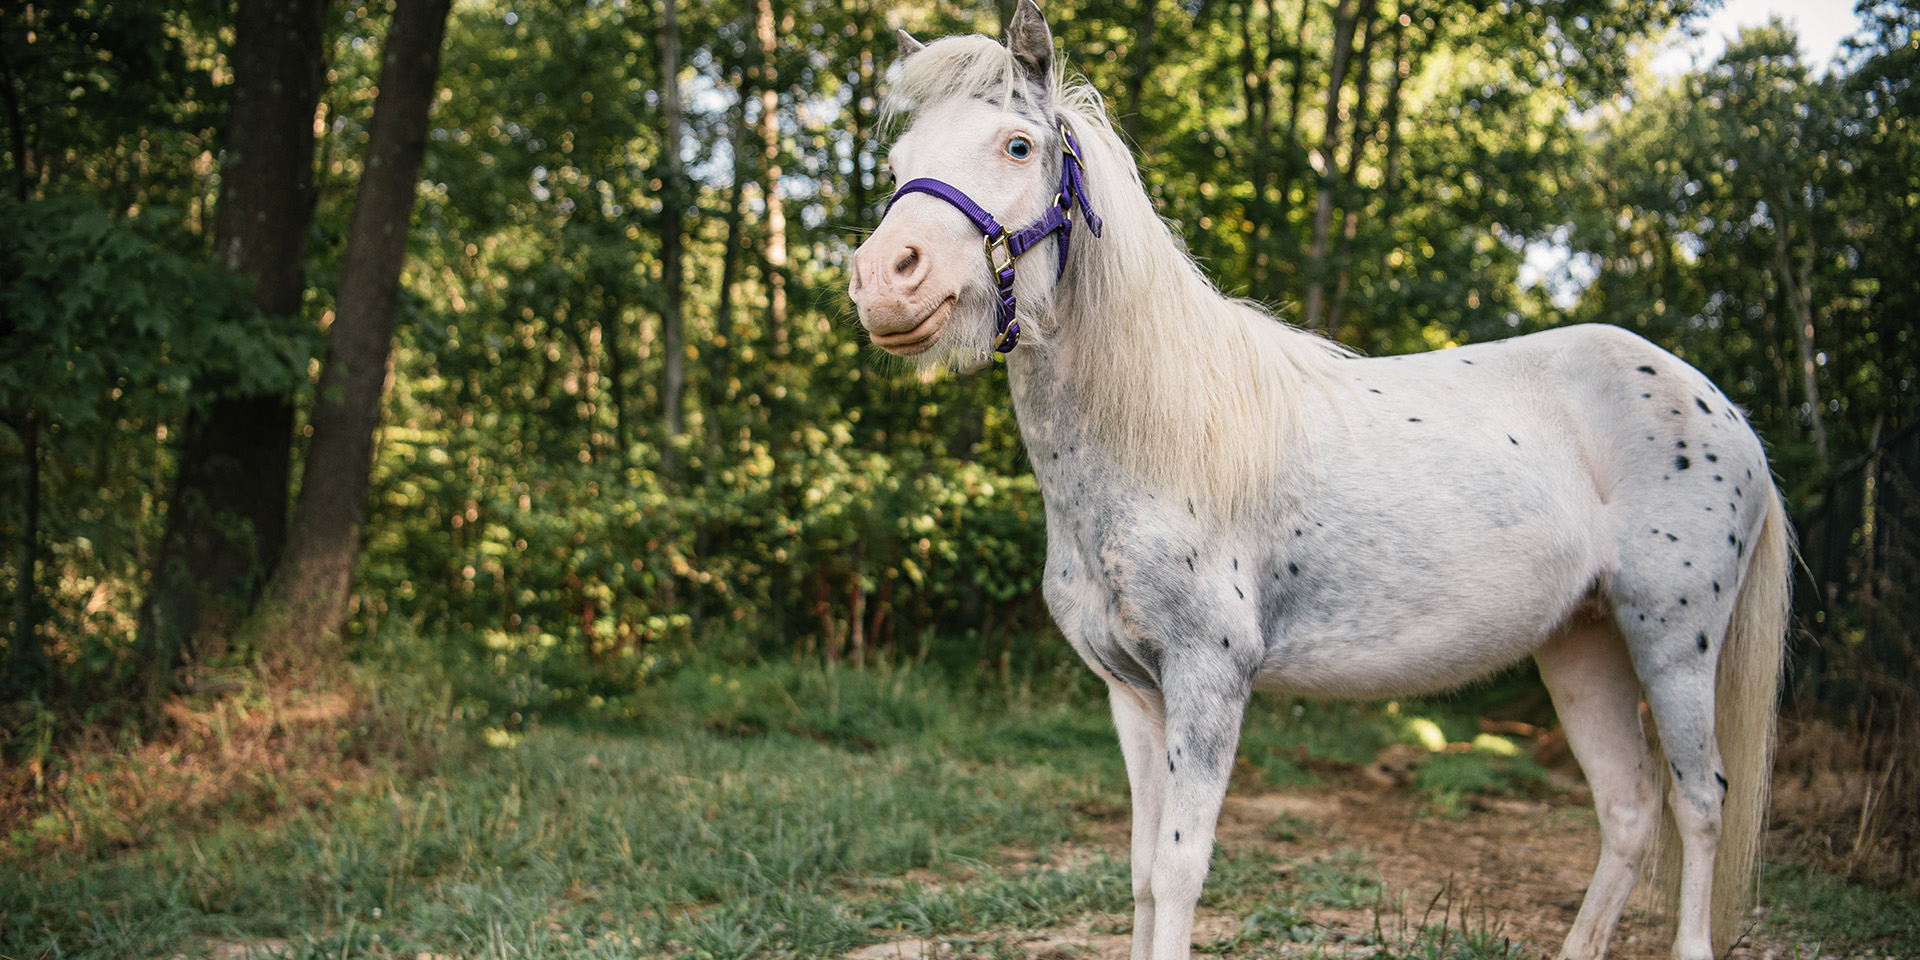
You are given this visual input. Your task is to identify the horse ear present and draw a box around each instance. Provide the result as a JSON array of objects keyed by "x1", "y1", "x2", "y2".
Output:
[
  {"x1": 1004, "y1": 0, "x2": 1053, "y2": 86},
  {"x1": 897, "y1": 28, "x2": 926, "y2": 59}
]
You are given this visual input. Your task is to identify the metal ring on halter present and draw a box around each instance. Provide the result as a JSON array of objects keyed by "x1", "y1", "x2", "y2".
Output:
[
  {"x1": 992, "y1": 319, "x2": 1021, "y2": 354},
  {"x1": 1058, "y1": 121, "x2": 1081, "y2": 163},
  {"x1": 984, "y1": 233, "x2": 1015, "y2": 274}
]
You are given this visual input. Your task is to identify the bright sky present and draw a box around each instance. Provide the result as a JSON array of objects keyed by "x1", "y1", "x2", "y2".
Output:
[{"x1": 1651, "y1": 0, "x2": 1872, "y2": 76}]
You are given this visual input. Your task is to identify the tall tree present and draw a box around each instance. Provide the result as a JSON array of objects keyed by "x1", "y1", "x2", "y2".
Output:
[
  {"x1": 1301, "y1": 0, "x2": 1372, "y2": 329},
  {"x1": 263, "y1": 0, "x2": 453, "y2": 664},
  {"x1": 659, "y1": 0, "x2": 688, "y2": 441},
  {"x1": 141, "y1": 0, "x2": 328, "y2": 704},
  {"x1": 757, "y1": 0, "x2": 789, "y2": 357},
  {"x1": 1122, "y1": 0, "x2": 1157, "y2": 144}
]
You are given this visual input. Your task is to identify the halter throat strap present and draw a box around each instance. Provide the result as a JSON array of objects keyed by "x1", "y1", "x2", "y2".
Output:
[{"x1": 884, "y1": 120, "x2": 1104, "y2": 355}]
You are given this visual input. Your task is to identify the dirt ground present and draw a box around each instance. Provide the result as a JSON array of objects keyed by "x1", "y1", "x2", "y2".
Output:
[{"x1": 850, "y1": 778, "x2": 1798, "y2": 960}]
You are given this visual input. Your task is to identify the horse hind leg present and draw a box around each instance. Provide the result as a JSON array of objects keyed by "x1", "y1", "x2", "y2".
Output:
[
  {"x1": 1535, "y1": 620, "x2": 1660, "y2": 960},
  {"x1": 1638, "y1": 639, "x2": 1728, "y2": 960}
]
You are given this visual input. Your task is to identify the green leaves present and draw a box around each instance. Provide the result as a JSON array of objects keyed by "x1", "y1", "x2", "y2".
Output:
[{"x1": 0, "y1": 195, "x2": 314, "y2": 431}]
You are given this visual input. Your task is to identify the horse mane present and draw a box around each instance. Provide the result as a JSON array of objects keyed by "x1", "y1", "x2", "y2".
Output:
[{"x1": 887, "y1": 36, "x2": 1352, "y2": 516}]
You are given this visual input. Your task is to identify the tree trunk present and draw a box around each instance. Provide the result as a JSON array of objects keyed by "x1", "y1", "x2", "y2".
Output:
[
  {"x1": 1122, "y1": 0, "x2": 1158, "y2": 145},
  {"x1": 756, "y1": 0, "x2": 788, "y2": 356},
  {"x1": 0, "y1": 14, "x2": 34, "y2": 200},
  {"x1": 1324, "y1": 7, "x2": 1387, "y2": 336},
  {"x1": 1274, "y1": 0, "x2": 1311, "y2": 234},
  {"x1": 142, "y1": 0, "x2": 328, "y2": 708},
  {"x1": 262, "y1": 0, "x2": 453, "y2": 669},
  {"x1": 1777, "y1": 214, "x2": 1829, "y2": 463},
  {"x1": 605, "y1": 312, "x2": 629, "y2": 463},
  {"x1": 2, "y1": 26, "x2": 37, "y2": 664},
  {"x1": 849, "y1": 20, "x2": 875, "y2": 226},
  {"x1": 1237, "y1": 0, "x2": 1270, "y2": 283},
  {"x1": 8, "y1": 410, "x2": 42, "y2": 682},
  {"x1": 1301, "y1": 0, "x2": 1372, "y2": 330},
  {"x1": 714, "y1": 89, "x2": 748, "y2": 398},
  {"x1": 659, "y1": 0, "x2": 687, "y2": 440},
  {"x1": 1351, "y1": 9, "x2": 1414, "y2": 333}
]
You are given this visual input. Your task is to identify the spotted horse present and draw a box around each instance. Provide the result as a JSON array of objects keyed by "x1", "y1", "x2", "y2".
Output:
[{"x1": 846, "y1": 4, "x2": 1790, "y2": 958}]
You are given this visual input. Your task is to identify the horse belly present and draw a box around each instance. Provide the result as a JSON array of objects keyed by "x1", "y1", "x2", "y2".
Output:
[
  {"x1": 1250, "y1": 484, "x2": 1606, "y2": 699},
  {"x1": 1252, "y1": 610, "x2": 1563, "y2": 698}
]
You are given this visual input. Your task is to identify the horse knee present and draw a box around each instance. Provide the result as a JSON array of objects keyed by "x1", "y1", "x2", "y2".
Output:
[
  {"x1": 1599, "y1": 794, "x2": 1658, "y2": 858},
  {"x1": 1665, "y1": 778, "x2": 1724, "y2": 843},
  {"x1": 1147, "y1": 847, "x2": 1208, "y2": 908}
]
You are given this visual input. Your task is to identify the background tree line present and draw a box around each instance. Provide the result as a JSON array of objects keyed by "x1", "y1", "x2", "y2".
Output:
[{"x1": 1, "y1": 0, "x2": 1915, "y2": 872}]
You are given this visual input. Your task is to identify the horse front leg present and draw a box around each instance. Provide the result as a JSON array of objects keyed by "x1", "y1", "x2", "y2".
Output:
[
  {"x1": 1110, "y1": 683, "x2": 1168, "y2": 960},
  {"x1": 1145, "y1": 670, "x2": 1249, "y2": 960}
]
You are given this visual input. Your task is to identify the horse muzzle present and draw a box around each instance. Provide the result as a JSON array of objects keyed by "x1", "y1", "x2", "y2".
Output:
[{"x1": 860, "y1": 294, "x2": 955, "y2": 356}]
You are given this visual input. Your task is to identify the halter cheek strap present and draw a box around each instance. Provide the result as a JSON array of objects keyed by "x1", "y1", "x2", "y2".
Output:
[{"x1": 884, "y1": 120, "x2": 1104, "y2": 355}]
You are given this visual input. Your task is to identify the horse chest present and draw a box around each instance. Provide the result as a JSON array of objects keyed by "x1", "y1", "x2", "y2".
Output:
[{"x1": 1034, "y1": 490, "x2": 1255, "y2": 690}]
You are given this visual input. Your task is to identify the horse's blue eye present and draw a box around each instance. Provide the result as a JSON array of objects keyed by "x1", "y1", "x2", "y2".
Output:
[{"x1": 1007, "y1": 136, "x2": 1032, "y2": 159}]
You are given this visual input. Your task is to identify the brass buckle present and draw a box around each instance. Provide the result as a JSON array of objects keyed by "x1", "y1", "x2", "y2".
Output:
[
  {"x1": 984, "y1": 233, "x2": 1015, "y2": 274},
  {"x1": 1058, "y1": 121, "x2": 1080, "y2": 164}
]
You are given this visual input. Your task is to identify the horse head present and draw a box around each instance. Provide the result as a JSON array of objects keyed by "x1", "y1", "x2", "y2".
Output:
[{"x1": 850, "y1": 0, "x2": 1089, "y2": 368}]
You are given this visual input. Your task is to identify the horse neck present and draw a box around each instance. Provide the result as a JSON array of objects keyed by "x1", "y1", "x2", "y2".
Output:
[{"x1": 1003, "y1": 153, "x2": 1333, "y2": 515}]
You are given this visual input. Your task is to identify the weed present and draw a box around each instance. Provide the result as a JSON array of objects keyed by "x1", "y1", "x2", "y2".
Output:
[
  {"x1": 1412, "y1": 751, "x2": 1548, "y2": 818},
  {"x1": 1292, "y1": 847, "x2": 1383, "y2": 909},
  {"x1": 1262, "y1": 811, "x2": 1315, "y2": 843}
]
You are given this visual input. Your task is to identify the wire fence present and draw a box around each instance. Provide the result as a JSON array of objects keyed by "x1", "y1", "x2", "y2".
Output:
[{"x1": 1787, "y1": 415, "x2": 1919, "y2": 888}]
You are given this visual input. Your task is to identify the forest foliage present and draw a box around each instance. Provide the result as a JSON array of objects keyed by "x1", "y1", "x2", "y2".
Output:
[{"x1": 1, "y1": 0, "x2": 1916, "y2": 750}]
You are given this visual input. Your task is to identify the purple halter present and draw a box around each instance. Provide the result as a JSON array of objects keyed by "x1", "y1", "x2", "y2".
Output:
[{"x1": 883, "y1": 120, "x2": 1104, "y2": 355}]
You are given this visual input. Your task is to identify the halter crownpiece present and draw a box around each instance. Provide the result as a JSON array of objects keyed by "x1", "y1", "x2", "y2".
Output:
[{"x1": 884, "y1": 120, "x2": 1105, "y2": 355}]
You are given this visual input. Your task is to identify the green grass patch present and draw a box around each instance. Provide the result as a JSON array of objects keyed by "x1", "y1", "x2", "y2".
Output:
[
  {"x1": 1760, "y1": 863, "x2": 1920, "y2": 957},
  {"x1": 6, "y1": 659, "x2": 1912, "y2": 960},
  {"x1": 3, "y1": 662, "x2": 1128, "y2": 960},
  {"x1": 1411, "y1": 751, "x2": 1550, "y2": 818}
]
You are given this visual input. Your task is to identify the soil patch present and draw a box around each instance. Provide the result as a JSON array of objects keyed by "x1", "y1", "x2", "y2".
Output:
[{"x1": 855, "y1": 778, "x2": 1796, "y2": 959}]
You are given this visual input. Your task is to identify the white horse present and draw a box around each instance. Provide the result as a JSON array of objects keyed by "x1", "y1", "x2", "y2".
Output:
[{"x1": 847, "y1": 4, "x2": 1789, "y2": 959}]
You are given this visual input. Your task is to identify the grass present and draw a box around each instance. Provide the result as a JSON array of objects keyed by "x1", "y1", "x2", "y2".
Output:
[
  {"x1": 5, "y1": 658, "x2": 1916, "y2": 959},
  {"x1": 3, "y1": 663, "x2": 1129, "y2": 960},
  {"x1": 1758, "y1": 864, "x2": 1920, "y2": 958}
]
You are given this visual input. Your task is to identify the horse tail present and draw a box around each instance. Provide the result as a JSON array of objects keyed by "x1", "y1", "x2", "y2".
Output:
[{"x1": 1711, "y1": 484, "x2": 1790, "y2": 938}]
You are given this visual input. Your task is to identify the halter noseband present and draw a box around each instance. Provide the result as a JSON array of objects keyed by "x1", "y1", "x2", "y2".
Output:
[{"x1": 883, "y1": 120, "x2": 1104, "y2": 355}]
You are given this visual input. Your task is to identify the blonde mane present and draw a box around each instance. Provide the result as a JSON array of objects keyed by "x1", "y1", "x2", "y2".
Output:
[{"x1": 888, "y1": 36, "x2": 1352, "y2": 515}]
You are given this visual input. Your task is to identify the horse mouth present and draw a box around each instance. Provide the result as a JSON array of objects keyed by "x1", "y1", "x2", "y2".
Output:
[{"x1": 869, "y1": 297, "x2": 954, "y2": 355}]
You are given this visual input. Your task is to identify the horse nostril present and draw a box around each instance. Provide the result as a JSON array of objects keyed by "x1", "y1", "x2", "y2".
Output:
[{"x1": 893, "y1": 247, "x2": 920, "y2": 277}]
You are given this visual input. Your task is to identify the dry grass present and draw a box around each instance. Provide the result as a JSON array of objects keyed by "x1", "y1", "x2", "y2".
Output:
[
  {"x1": 1768, "y1": 710, "x2": 1920, "y2": 893},
  {"x1": 0, "y1": 671, "x2": 447, "y2": 862}
]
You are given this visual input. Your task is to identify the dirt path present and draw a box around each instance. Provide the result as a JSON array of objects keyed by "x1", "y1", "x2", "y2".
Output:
[{"x1": 853, "y1": 780, "x2": 1792, "y2": 960}]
